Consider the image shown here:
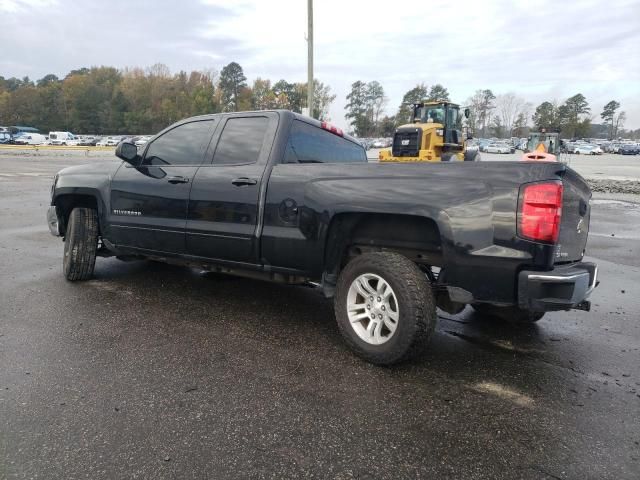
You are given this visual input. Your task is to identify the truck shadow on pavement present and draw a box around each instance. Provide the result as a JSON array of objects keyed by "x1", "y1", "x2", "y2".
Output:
[{"x1": 87, "y1": 258, "x2": 556, "y2": 380}]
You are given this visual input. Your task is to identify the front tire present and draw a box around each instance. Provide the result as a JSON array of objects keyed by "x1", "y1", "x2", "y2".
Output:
[
  {"x1": 63, "y1": 207, "x2": 98, "y2": 281},
  {"x1": 464, "y1": 150, "x2": 479, "y2": 161},
  {"x1": 334, "y1": 252, "x2": 436, "y2": 365},
  {"x1": 471, "y1": 304, "x2": 544, "y2": 323}
]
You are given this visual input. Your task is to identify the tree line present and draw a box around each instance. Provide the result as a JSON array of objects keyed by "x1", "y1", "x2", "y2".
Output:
[
  {"x1": 1, "y1": 64, "x2": 637, "y2": 140},
  {"x1": 0, "y1": 63, "x2": 335, "y2": 134}
]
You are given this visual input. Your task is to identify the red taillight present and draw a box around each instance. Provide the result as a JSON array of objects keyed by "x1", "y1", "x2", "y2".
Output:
[
  {"x1": 321, "y1": 121, "x2": 343, "y2": 137},
  {"x1": 518, "y1": 182, "x2": 563, "y2": 243}
]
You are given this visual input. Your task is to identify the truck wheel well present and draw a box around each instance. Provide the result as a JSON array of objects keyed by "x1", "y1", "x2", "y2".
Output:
[
  {"x1": 54, "y1": 194, "x2": 99, "y2": 236},
  {"x1": 323, "y1": 213, "x2": 443, "y2": 288}
]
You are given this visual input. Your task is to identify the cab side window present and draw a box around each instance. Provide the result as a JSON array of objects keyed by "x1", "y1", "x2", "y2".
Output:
[
  {"x1": 212, "y1": 117, "x2": 269, "y2": 165},
  {"x1": 144, "y1": 120, "x2": 214, "y2": 166}
]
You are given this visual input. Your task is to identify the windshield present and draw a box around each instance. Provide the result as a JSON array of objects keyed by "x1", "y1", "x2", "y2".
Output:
[{"x1": 416, "y1": 105, "x2": 445, "y2": 124}]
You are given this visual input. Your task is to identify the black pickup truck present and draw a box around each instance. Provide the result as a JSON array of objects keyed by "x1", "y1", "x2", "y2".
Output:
[{"x1": 47, "y1": 110, "x2": 597, "y2": 364}]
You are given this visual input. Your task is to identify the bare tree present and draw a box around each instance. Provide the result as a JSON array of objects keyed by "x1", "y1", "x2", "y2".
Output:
[
  {"x1": 146, "y1": 63, "x2": 171, "y2": 78},
  {"x1": 366, "y1": 81, "x2": 387, "y2": 131},
  {"x1": 614, "y1": 111, "x2": 626, "y2": 138},
  {"x1": 495, "y1": 93, "x2": 531, "y2": 137},
  {"x1": 201, "y1": 68, "x2": 219, "y2": 86},
  {"x1": 467, "y1": 89, "x2": 495, "y2": 137}
]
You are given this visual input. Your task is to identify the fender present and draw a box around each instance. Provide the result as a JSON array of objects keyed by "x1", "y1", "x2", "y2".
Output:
[{"x1": 51, "y1": 160, "x2": 122, "y2": 237}]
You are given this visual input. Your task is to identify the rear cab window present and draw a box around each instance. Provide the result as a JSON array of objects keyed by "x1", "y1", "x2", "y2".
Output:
[{"x1": 284, "y1": 120, "x2": 366, "y2": 164}]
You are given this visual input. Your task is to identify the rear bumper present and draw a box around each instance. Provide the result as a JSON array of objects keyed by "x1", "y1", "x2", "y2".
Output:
[
  {"x1": 47, "y1": 206, "x2": 62, "y2": 236},
  {"x1": 518, "y1": 262, "x2": 598, "y2": 312}
]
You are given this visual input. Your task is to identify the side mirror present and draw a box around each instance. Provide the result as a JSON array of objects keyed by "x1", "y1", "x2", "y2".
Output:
[
  {"x1": 115, "y1": 141, "x2": 141, "y2": 166},
  {"x1": 464, "y1": 108, "x2": 470, "y2": 119}
]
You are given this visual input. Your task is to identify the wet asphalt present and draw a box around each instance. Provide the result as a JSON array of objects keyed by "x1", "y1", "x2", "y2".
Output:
[{"x1": 0, "y1": 152, "x2": 639, "y2": 479}]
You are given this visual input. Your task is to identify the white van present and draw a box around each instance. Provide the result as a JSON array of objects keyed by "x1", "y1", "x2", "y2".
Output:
[
  {"x1": 48, "y1": 131, "x2": 79, "y2": 146},
  {"x1": 14, "y1": 133, "x2": 47, "y2": 145}
]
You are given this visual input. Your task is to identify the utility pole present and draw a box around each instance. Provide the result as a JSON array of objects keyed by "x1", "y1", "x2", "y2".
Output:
[{"x1": 307, "y1": 0, "x2": 314, "y2": 118}]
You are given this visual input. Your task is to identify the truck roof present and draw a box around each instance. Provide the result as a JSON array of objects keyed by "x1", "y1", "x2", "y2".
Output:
[{"x1": 183, "y1": 110, "x2": 363, "y2": 147}]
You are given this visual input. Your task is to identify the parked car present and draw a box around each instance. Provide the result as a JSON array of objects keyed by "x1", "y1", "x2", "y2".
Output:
[
  {"x1": 478, "y1": 139, "x2": 491, "y2": 152},
  {"x1": 77, "y1": 136, "x2": 99, "y2": 146},
  {"x1": 96, "y1": 136, "x2": 122, "y2": 147},
  {"x1": 590, "y1": 145, "x2": 603, "y2": 155},
  {"x1": 601, "y1": 142, "x2": 617, "y2": 153},
  {"x1": 134, "y1": 135, "x2": 152, "y2": 147},
  {"x1": 485, "y1": 143, "x2": 511, "y2": 154},
  {"x1": 505, "y1": 143, "x2": 516, "y2": 154},
  {"x1": 0, "y1": 132, "x2": 13, "y2": 144},
  {"x1": 572, "y1": 145, "x2": 602, "y2": 155},
  {"x1": 47, "y1": 110, "x2": 597, "y2": 365},
  {"x1": 619, "y1": 144, "x2": 640, "y2": 155}
]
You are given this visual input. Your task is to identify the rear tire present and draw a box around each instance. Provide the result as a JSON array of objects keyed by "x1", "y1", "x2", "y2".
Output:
[
  {"x1": 63, "y1": 207, "x2": 98, "y2": 281},
  {"x1": 471, "y1": 304, "x2": 545, "y2": 323},
  {"x1": 334, "y1": 252, "x2": 436, "y2": 365}
]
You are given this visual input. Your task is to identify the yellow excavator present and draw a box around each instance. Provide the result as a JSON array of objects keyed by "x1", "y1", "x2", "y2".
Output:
[{"x1": 379, "y1": 101, "x2": 477, "y2": 162}]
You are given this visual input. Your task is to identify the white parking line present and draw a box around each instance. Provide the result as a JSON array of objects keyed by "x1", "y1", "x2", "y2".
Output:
[
  {"x1": 590, "y1": 232, "x2": 639, "y2": 240},
  {"x1": 0, "y1": 173, "x2": 51, "y2": 177}
]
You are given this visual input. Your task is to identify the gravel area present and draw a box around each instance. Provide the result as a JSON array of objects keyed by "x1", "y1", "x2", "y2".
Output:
[{"x1": 586, "y1": 179, "x2": 640, "y2": 195}]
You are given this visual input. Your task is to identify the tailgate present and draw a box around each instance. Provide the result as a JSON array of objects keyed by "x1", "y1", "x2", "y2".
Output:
[{"x1": 556, "y1": 168, "x2": 591, "y2": 263}]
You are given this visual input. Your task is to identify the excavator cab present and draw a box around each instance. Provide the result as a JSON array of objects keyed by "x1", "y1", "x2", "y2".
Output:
[{"x1": 380, "y1": 101, "x2": 474, "y2": 162}]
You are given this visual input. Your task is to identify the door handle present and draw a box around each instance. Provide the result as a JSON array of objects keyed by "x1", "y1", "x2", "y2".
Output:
[
  {"x1": 231, "y1": 177, "x2": 257, "y2": 187},
  {"x1": 167, "y1": 176, "x2": 189, "y2": 184}
]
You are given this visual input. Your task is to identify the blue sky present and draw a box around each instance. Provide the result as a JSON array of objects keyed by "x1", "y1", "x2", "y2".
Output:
[{"x1": 1, "y1": 0, "x2": 639, "y2": 130}]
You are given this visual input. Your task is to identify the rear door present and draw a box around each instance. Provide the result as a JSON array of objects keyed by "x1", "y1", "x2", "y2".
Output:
[
  {"x1": 185, "y1": 113, "x2": 277, "y2": 263},
  {"x1": 261, "y1": 119, "x2": 368, "y2": 273},
  {"x1": 109, "y1": 119, "x2": 216, "y2": 254}
]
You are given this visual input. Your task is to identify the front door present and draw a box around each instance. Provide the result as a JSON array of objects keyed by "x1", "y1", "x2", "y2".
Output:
[
  {"x1": 186, "y1": 114, "x2": 276, "y2": 264},
  {"x1": 109, "y1": 119, "x2": 216, "y2": 254}
]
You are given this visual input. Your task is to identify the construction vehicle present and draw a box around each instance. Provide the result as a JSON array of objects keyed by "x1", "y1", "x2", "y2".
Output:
[
  {"x1": 525, "y1": 128, "x2": 561, "y2": 155},
  {"x1": 379, "y1": 101, "x2": 478, "y2": 162}
]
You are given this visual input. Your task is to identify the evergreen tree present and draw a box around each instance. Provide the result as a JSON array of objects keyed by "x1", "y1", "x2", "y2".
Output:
[
  {"x1": 218, "y1": 62, "x2": 247, "y2": 112},
  {"x1": 397, "y1": 83, "x2": 428, "y2": 125}
]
